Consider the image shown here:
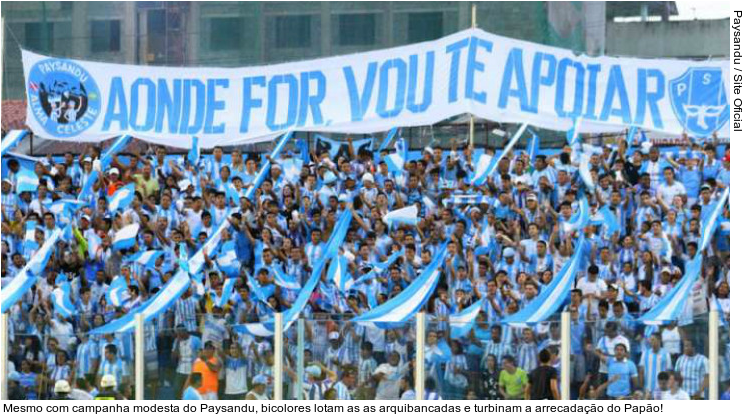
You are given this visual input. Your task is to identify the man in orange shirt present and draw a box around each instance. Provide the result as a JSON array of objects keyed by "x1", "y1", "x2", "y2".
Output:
[{"x1": 191, "y1": 341, "x2": 222, "y2": 400}]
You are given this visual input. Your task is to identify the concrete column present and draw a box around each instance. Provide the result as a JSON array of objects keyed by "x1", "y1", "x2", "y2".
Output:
[
  {"x1": 295, "y1": 319, "x2": 305, "y2": 400},
  {"x1": 70, "y1": 2, "x2": 87, "y2": 58},
  {"x1": 1, "y1": 313, "x2": 9, "y2": 401},
  {"x1": 415, "y1": 312, "x2": 425, "y2": 400},
  {"x1": 274, "y1": 312, "x2": 284, "y2": 400},
  {"x1": 320, "y1": 1, "x2": 331, "y2": 56},
  {"x1": 122, "y1": 2, "x2": 137, "y2": 63},
  {"x1": 560, "y1": 311, "x2": 570, "y2": 400},
  {"x1": 135, "y1": 313, "x2": 145, "y2": 400},
  {"x1": 709, "y1": 310, "x2": 719, "y2": 400}
]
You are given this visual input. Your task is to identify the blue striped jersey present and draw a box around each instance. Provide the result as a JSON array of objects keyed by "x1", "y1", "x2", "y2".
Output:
[
  {"x1": 675, "y1": 354, "x2": 709, "y2": 396},
  {"x1": 75, "y1": 339, "x2": 100, "y2": 376},
  {"x1": 639, "y1": 348, "x2": 672, "y2": 392},
  {"x1": 99, "y1": 358, "x2": 127, "y2": 387}
]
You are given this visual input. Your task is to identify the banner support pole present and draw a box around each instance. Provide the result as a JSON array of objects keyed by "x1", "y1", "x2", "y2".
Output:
[
  {"x1": 709, "y1": 309, "x2": 719, "y2": 400},
  {"x1": 415, "y1": 312, "x2": 425, "y2": 400},
  {"x1": 274, "y1": 312, "x2": 284, "y2": 400},
  {"x1": 1, "y1": 313, "x2": 9, "y2": 400},
  {"x1": 134, "y1": 313, "x2": 145, "y2": 400},
  {"x1": 560, "y1": 310, "x2": 570, "y2": 400},
  {"x1": 295, "y1": 318, "x2": 305, "y2": 400}
]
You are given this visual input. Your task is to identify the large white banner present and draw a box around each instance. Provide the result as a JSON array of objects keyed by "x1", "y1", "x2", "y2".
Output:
[{"x1": 22, "y1": 28, "x2": 730, "y2": 148}]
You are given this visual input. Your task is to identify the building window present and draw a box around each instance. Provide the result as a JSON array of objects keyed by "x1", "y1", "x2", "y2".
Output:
[
  {"x1": 210, "y1": 17, "x2": 243, "y2": 51},
  {"x1": 338, "y1": 13, "x2": 376, "y2": 46},
  {"x1": 90, "y1": 20, "x2": 121, "y2": 53},
  {"x1": 408, "y1": 12, "x2": 443, "y2": 43},
  {"x1": 24, "y1": 22, "x2": 54, "y2": 52},
  {"x1": 275, "y1": 15, "x2": 311, "y2": 49}
]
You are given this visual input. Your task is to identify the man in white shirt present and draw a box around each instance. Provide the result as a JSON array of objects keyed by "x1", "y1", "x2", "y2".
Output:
[
  {"x1": 661, "y1": 371, "x2": 690, "y2": 400},
  {"x1": 656, "y1": 167, "x2": 686, "y2": 207}
]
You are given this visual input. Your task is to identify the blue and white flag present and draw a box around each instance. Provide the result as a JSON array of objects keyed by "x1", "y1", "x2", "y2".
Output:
[
  {"x1": 296, "y1": 137, "x2": 311, "y2": 164},
  {"x1": 213, "y1": 278, "x2": 236, "y2": 308},
  {"x1": 23, "y1": 221, "x2": 38, "y2": 251},
  {"x1": 233, "y1": 321, "x2": 275, "y2": 337},
  {"x1": 91, "y1": 269, "x2": 192, "y2": 334},
  {"x1": 566, "y1": 117, "x2": 582, "y2": 146},
  {"x1": 51, "y1": 282, "x2": 76, "y2": 318},
  {"x1": 591, "y1": 205, "x2": 621, "y2": 236},
  {"x1": 471, "y1": 123, "x2": 527, "y2": 186},
  {"x1": 245, "y1": 131, "x2": 293, "y2": 201},
  {"x1": 449, "y1": 299, "x2": 484, "y2": 339},
  {"x1": 327, "y1": 255, "x2": 349, "y2": 291},
  {"x1": 383, "y1": 137, "x2": 408, "y2": 172},
  {"x1": 0, "y1": 130, "x2": 28, "y2": 156},
  {"x1": 699, "y1": 187, "x2": 729, "y2": 251},
  {"x1": 49, "y1": 199, "x2": 85, "y2": 220},
  {"x1": 247, "y1": 273, "x2": 270, "y2": 305},
  {"x1": 383, "y1": 205, "x2": 419, "y2": 227},
  {"x1": 216, "y1": 241, "x2": 241, "y2": 277},
  {"x1": 502, "y1": 234, "x2": 585, "y2": 324},
  {"x1": 188, "y1": 136, "x2": 200, "y2": 166},
  {"x1": 271, "y1": 266, "x2": 301, "y2": 290},
  {"x1": 352, "y1": 242, "x2": 448, "y2": 328},
  {"x1": 106, "y1": 275, "x2": 131, "y2": 308},
  {"x1": 280, "y1": 157, "x2": 304, "y2": 183},
  {"x1": 124, "y1": 250, "x2": 164, "y2": 268},
  {"x1": 527, "y1": 129, "x2": 540, "y2": 162},
  {"x1": 563, "y1": 196, "x2": 590, "y2": 234},
  {"x1": 87, "y1": 232, "x2": 101, "y2": 260},
  {"x1": 370, "y1": 249, "x2": 404, "y2": 274},
  {"x1": 626, "y1": 126, "x2": 638, "y2": 148},
  {"x1": 579, "y1": 152, "x2": 595, "y2": 190},
  {"x1": 377, "y1": 127, "x2": 399, "y2": 152},
  {"x1": 638, "y1": 254, "x2": 703, "y2": 325},
  {"x1": 16, "y1": 168, "x2": 38, "y2": 193},
  {"x1": 99, "y1": 135, "x2": 133, "y2": 169},
  {"x1": 1, "y1": 227, "x2": 65, "y2": 313},
  {"x1": 188, "y1": 219, "x2": 230, "y2": 275},
  {"x1": 77, "y1": 170, "x2": 100, "y2": 201},
  {"x1": 108, "y1": 183, "x2": 135, "y2": 213},
  {"x1": 112, "y1": 223, "x2": 140, "y2": 251},
  {"x1": 443, "y1": 194, "x2": 492, "y2": 207}
]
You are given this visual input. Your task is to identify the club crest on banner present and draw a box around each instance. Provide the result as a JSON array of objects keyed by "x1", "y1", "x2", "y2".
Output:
[{"x1": 668, "y1": 67, "x2": 729, "y2": 138}]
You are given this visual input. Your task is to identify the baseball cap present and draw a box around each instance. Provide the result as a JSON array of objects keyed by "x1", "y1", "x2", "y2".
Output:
[
  {"x1": 252, "y1": 375, "x2": 268, "y2": 386},
  {"x1": 305, "y1": 365, "x2": 322, "y2": 378},
  {"x1": 108, "y1": 168, "x2": 119, "y2": 176},
  {"x1": 503, "y1": 247, "x2": 515, "y2": 258},
  {"x1": 329, "y1": 331, "x2": 340, "y2": 340},
  {"x1": 362, "y1": 173, "x2": 374, "y2": 183},
  {"x1": 526, "y1": 193, "x2": 538, "y2": 201}
]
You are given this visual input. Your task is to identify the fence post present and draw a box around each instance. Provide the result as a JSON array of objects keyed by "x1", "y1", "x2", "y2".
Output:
[
  {"x1": 560, "y1": 311, "x2": 570, "y2": 400},
  {"x1": 135, "y1": 313, "x2": 145, "y2": 400},
  {"x1": 274, "y1": 312, "x2": 284, "y2": 400},
  {"x1": 1, "y1": 313, "x2": 8, "y2": 400},
  {"x1": 709, "y1": 309, "x2": 719, "y2": 400},
  {"x1": 295, "y1": 318, "x2": 305, "y2": 400},
  {"x1": 415, "y1": 312, "x2": 425, "y2": 400}
]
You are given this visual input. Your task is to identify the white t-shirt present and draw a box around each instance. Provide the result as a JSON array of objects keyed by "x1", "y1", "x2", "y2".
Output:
[
  {"x1": 657, "y1": 181, "x2": 686, "y2": 207},
  {"x1": 661, "y1": 389, "x2": 690, "y2": 400}
]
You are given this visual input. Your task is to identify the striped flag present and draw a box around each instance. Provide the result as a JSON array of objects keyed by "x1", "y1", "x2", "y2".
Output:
[
  {"x1": 280, "y1": 157, "x2": 304, "y2": 183},
  {"x1": 108, "y1": 183, "x2": 135, "y2": 213},
  {"x1": 591, "y1": 205, "x2": 620, "y2": 236},
  {"x1": 77, "y1": 170, "x2": 100, "y2": 201},
  {"x1": 566, "y1": 116, "x2": 582, "y2": 146},
  {"x1": 471, "y1": 123, "x2": 527, "y2": 186},
  {"x1": 449, "y1": 299, "x2": 484, "y2": 339},
  {"x1": 527, "y1": 130, "x2": 540, "y2": 162},
  {"x1": 563, "y1": 196, "x2": 590, "y2": 234},
  {"x1": 699, "y1": 187, "x2": 729, "y2": 251},
  {"x1": 247, "y1": 273, "x2": 270, "y2": 305},
  {"x1": 99, "y1": 135, "x2": 133, "y2": 169},
  {"x1": 51, "y1": 282, "x2": 76, "y2": 318},
  {"x1": 16, "y1": 168, "x2": 38, "y2": 193},
  {"x1": 213, "y1": 278, "x2": 236, "y2": 308},
  {"x1": 271, "y1": 266, "x2": 301, "y2": 290},
  {"x1": 106, "y1": 276, "x2": 131, "y2": 308},
  {"x1": 370, "y1": 249, "x2": 404, "y2": 274},
  {"x1": 383, "y1": 204, "x2": 419, "y2": 227},
  {"x1": 638, "y1": 254, "x2": 702, "y2": 325},
  {"x1": 0, "y1": 130, "x2": 28, "y2": 156},
  {"x1": 383, "y1": 137, "x2": 408, "y2": 172},
  {"x1": 327, "y1": 255, "x2": 349, "y2": 291},
  {"x1": 124, "y1": 250, "x2": 164, "y2": 268},
  {"x1": 216, "y1": 242, "x2": 241, "y2": 277},
  {"x1": 24, "y1": 221, "x2": 38, "y2": 252},
  {"x1": 188, "y1": 136, "x2": 200, "y2": 166},
  {"x1": 112, "y1": 223, "x2": 140, "y2": 251}
]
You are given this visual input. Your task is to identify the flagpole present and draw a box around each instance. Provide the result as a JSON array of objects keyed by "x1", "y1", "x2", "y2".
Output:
[
  {"x1": 273, "y1": 311, "x2": 284, "y2": 400},
  {"x1": 708, "y1": 309, "x2": 719, "y2": 400},
  {"x1": 415, "y1": 312, "x2": 425, "y2": 400},
  {"x1": 560, "y1": 310, "x2": 570, "y2": 400},
  {"x1": 135, "y1": 313, "x2": 145, "y2": 400},
  {"x1": 1, "y1": 313, "x2": 8, "y2": 400},
  {"x1": 468, "y1": 3, "x2": 477, "y2": 148}
]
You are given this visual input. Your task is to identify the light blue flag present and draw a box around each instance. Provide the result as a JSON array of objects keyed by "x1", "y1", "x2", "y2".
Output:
[
  {"x1": 77, "y1": 170, "x2": 100, "y2": 201},
  {"x1": 216, "y1": 241, "x2": 241, "y2": 277},
  {"x1": 112, "y1": 223, "x2": 140, "y2": 251},
  {"x1": 0, "y1": 130, "x2": 28, "y2": 156},
  {"x1": 99, "y1": 135, "x2": 133, "y2": 169},
  {"x1": 502, "y1": 234, "x2": 586, "y2": 324},
  {"x1": 352, "y1": 242, "x2": 448, "y2": 328},
  {"x1": 566, "y1": 117, "x2": 582, "y2": 146},
  {"x1": 23, "y1": 221, "x2": 38, "y2": 252},
  {"x1": 579, "y1": 151, "x2": 595, "y2": 190},
  {"x1": 383, "y1": 137, "x2": 408, "y2": 172},
  {"x1": 213, "y1": 278, "x2": 236, "y2": 308},
  {"x1": 375, "y1": 127, "x2": 399, "y2": 165},
  {"x1": 247, "y1": 273, "x2": 270, "y2": 305},
  {"x1": 698, "y1": 187, "x2": 729, "y2": 251},
  {"x1": 471, "y1": 123, "x2": 527, "y2": 186},
  {"x1": 188, "y1": 136, "x2": 200, "y2": 166},
  {"x1": 327, "y1": 255, "x2": 349, "y2": 291},
  {"x1": 245, "y1": 131, "x2": 294, "y2": 201},
  {"x1": 296, "y1": 137, "x2": 311, "y2": 164},
  {"x1": 592, "y1": 205, "x2": 620, "y2": 236},
  {"x1": 87, "y1": 232, "x2": 101, "y2": 260},
  {"x1": 527, "y1": 130, "x2": 540, "y2": 162},
  {"x1": 370, "y1": 249, "x2": 404, "y2": 274},
  {"x1": 449, "y1": 299, "x2": 484, "y2": 339},
  {"x1": 563, "y1": 196, "x2": 590, "y2": 234},
  {"x1": 51, "y1": 282, "x2": 76, "y2": 318},
  {"x1": 108, "y1": 183, "x2": 135, "y2": 213},
  {"x1": 280, "y1": 157, "x2": 304, "y2": 183},
  {"x1": 382, "y1": 204, "x2": 418, "y2": 227},
  {"x1": 1, "y1": 228, "x2": 65, "y2": 313},
  {"x1": 271, "y1": 266, "x2": 301, "y2": 290},
  {"x1": 106, "y1": 276, "x2": 131, "y2": 308},
  {"x1": 124, "y1": 250, "x2": 164, "y2": 268},
  {"x1": 49, "y1": 199, "x2": 86, "y2": 222},
  {"x1": 233, "y1": 321, "x2": 275, "y2": 337},
  {"x1": 638, "y1": 254, "x2": 703, "y2": 325},
  {"x1": 16, "y1": 168, "x2": 38, "y2": 193}
]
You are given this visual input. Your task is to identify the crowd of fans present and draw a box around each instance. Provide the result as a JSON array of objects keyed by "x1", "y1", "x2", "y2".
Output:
[{"x1": 1, "y1": 130, "x2": 731, "y2": 400}]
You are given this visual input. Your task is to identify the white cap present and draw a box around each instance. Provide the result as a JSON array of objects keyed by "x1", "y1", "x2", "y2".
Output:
[
  {"x1": 54, "y1": 379, "x2": 71, "y2": 393},
  {"x1": 362, "y1": 173, "x2": 374, "y2": 183},
  {"x1": 100, "y1": 374, "x2": 117, "y2": 388},
  {"x1": 424, "y1": 146, "x2": 434, "y2": 155},
  {"x1": 329, "y1": 331, "x2": 340, "y2": 340},
  {"x1": 178, "y1": 179, "x2": 192, "y2": 192},
  {"x1": 108, "y1": 167, "x2": 120, "y2": 176}
]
